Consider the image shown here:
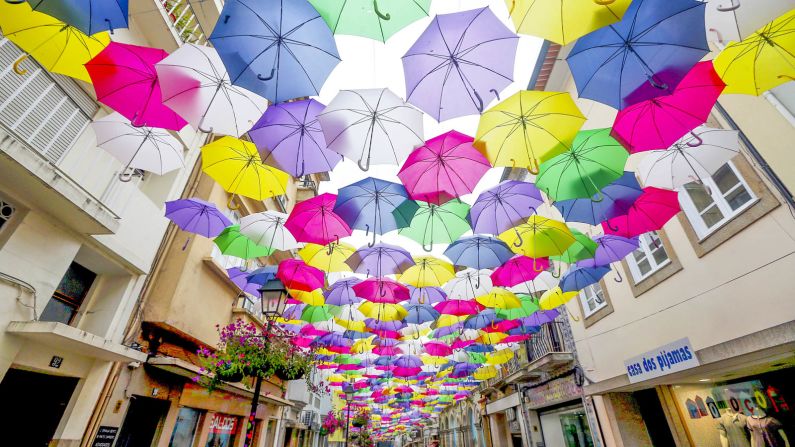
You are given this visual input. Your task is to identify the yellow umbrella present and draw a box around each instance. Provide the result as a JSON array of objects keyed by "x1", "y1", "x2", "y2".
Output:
[
  {"x1": 0, "y1": 1, "x2": 109, "y2": 82},
  {"x1": 506, "y1": 0, "x2": 632, "y2": 45},
  {"x1": 539, "y1": 287, "x2": 579, "y2": 310},
  {"x1": 399, "y1": 256, "x2": 455, "y2": 287},
  {"x1": 317, "y1": 348, "x2": 336, "y2": 356},
  {"x1": 328, "y1": 374, "x2": 346, "y2": 383},
  {"x1": 475, "y1": 287, "x2": 521, "y2": 309},
  {"x1": 473, "y1": 365, "x2": 498, "y2": 380},
  {"x1": 435, "y1": 315, "x2": 467, "y2": 328},
  {"x1": 351, "y1": 337, "x2": 376, "y2": 354},
  {"x1": 475, "y1": 91, "x2": 585, "y2": 174},
  {"x1": 201, "y1": 137, "x2": 289, "y2": 207},
  {"x1": 400, "y1": 325, "x2": 431, "y2": 340},
  {"x1": 714, "y1": 9, "x2": 795, "y2": 95},
  {"x1": 499, "y1": 215, "x2": 576, "y2": 258},
  {"x1": 358, "y1": 302, "x2": 407, "y2": 321},
  {"x1": 478, "y1": 332, "x2": 507, "y2": 345},
  {"x1": 486, "y1": 349, "x2": 514, "y2": 365},
  {"x1": 336, "y1": 318, "x2": 366, "y2": 332},
  {"x1": 289, "y1": 288, "x2": 325, "y2": 306},
  {"x1": 298, "y1": 242, "x2": 356, "y2": 273},
  {"x1": 275, "y1": 317, "x2": 304, "y2": 326},
  {"x1": 421, "y1": 355, "x2": 449, "y2": 366}
]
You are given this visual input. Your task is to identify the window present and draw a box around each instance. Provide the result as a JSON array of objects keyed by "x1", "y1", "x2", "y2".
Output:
[
  {"x1": 0, "y1": 198, "x2": 15, "y2": 232},
  {"x1": 679, "y1": 162, "x2": 756, "y2": 239},
  {"x1": 40, "y1": 262, "x2": 97, "y2": 324},
  {"x1": 578, "y1": 283, "x2": 607, "y2": 318},
  {"x1": 626, "y1": 232, "x2": 670, "y2": 283},
  {"x1": 168, "y1": 407, "x2": 202, "y2": 447}
]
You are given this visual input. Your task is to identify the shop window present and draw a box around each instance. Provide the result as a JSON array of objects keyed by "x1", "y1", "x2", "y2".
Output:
[
  {"x1": 169, "y1": 407, "x2": 203, "y2": 447},
  {"x1": 579, "y1": 283, "x2": 606, "y2": 318},
  {"x1": 679, "y1": 162, "x2": 757, "y2": 239},
  {"x1": 626, "y1": 232, "x2": 670, "y2": 283},
  {"x1": 206, "y1": 413, "x2": 239, "y2": 447},
  {"x1": 40, "y1": 261, "x2": 97, "y2": 325}
]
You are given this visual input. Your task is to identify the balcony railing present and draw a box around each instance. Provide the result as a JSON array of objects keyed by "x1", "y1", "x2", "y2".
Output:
[
  {"x1": 160, "y1": 0, "x2": 208, "y2": 45},
  {"x1": 525, "y1": 321, "x2": 572, "y2": 362}
]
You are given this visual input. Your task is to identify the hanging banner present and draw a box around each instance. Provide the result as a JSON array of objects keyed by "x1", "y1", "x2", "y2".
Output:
[{"x1": 624, "y1": 338, "x2": 700, "y2": 384}]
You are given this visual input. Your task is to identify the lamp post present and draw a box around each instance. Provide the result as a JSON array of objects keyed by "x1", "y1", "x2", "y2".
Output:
[{"x1": 343, "y1": 381, "x2": 355, "y2": 447}]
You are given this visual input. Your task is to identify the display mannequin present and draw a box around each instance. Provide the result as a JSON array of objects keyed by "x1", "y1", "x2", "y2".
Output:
[
  {"x1": 719, "y1": 407, "x2": 750, "y2": 447},
  {"x1": 747, "y1": 409, "x2": 790, "y2": 447}
]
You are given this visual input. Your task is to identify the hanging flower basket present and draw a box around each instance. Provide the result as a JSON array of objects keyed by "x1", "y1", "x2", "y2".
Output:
[
  {"x1": 216, "y1": 367, "x2": 244, "y2": 383},
  {"x1": 275, "y1": 366, "x2": 306, "y2": 382}
]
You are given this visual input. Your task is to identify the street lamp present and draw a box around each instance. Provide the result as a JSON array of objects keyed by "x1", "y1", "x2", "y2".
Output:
[{"x1": 342, "y1": 381, "x2": 356, "y2": 447}]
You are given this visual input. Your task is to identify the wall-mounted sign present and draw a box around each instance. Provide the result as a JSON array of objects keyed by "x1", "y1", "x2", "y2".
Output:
[
  {"x1": 624, "y1": 338, "x2": 699, "y2": 384},
  {"x1": 91, "y1": 426, "x2": 118, "y2": 447},
  {"x1": 49, "y1": 356, "x2": 63, "y2": 368}
]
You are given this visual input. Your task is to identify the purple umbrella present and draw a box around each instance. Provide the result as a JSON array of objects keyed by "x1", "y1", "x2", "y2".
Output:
[
  {"x1": 450, "y1": 363, "x2": 479, "y2": 378},
  {"x1": 402, "y1": 7, "x2": 519, "y2": 121},
  {"x1": 249, "y1": 99, "x2": 343, "y2": 177},
  {"x1": 407, "y1": 286, "x2": 447, "y2": 305},
  {"x1": 165, "y1": 198, "x2": 232, "y2": 238},
  {"x1": 324, "y1": 278, "x2": 363, "y2": 306},
  {"x1": 519, "y1": 309, "x2": 560, "y2": 327},
  {"x1": 576, "y1": 234, "x2": 640, "y2": 282},
  {"x1": 432, "y1": 323, "x2": 464, "y2": 338},
  {"x1": 470, "y1": 181, "x2": 543, "y2": 235},
  {"x1": 346, "y1": 243, "x2": 415, "y2": 277},
  {"x1": 366, "y1": 319, "x2": 407, "y2": 332},
  {"x1": 282, "y1": 304, "x2": 307, "y2": 321},
  {"x1": 394, "y1": 355, "x2": 423, "y2": 369},
  {"x1": 226, "y1": 267, "x2": 262, "y2": 295}
]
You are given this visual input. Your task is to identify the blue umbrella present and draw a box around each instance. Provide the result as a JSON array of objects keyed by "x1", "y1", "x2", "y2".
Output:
[
  {"x1": 324, "y1": 278, "x2": 362, "y2": 306},
  {"x1": 246, "y1": 265, "x2": 278, "y2": 285},
  {"x1": 566, "y1": 0, "x2": 708, "y2": 110},
  {"x1": 334, "y1": 177, "x2": 412, "y2": 246},
  {"x1": 24, "y1": 0, "x2": 129, "y2": 35},
  {"x1": 407, "y1": 286, "x2": 447, "y2": 305},
  {"x1": 559, "y1": 265, "x2": 611, "y2": 292},
  {"x1": 343, "y1": 330, "x2": 372, "y2": 340},
  {"x1": 209, "y1": 0, "x2": 340, "y2": 103},
  {"x1": 345, "y1": 243, "x2": 415, "y2": 277},
  {"x1": 444, "y1": 235, "x2": 514, "y2": 271},
  {"x1": 464, "y1": 343, "x2": 494, "y2": 353},
  {"x1": 508, "y1": 324, "x2": 540, "y2": 336},
  {"x1": 463, "y1": 310, "x2": 501, "y2": 330},
  {"x1": 404, "y1": 303, "x2": 440, "y2": 324},
  {"x1": 553, "y1": 172, "x2": 643, "y2": 226}
]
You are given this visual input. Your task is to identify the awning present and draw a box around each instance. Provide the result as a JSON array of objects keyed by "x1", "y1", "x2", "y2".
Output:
[{"x1": 7, "y1": 321, "x2": 147, "y2": 362}]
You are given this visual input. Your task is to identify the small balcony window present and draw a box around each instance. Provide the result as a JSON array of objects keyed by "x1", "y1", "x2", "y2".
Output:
[
  {"x1": 578, "y1": 283, "x2": 606, "y2": 318},
  {"x1": 626, "y1": 232, "x2": 670, "y2": 283},
  {"x1": 40, "y1": 262, "x2": 97, "y2": 325}
]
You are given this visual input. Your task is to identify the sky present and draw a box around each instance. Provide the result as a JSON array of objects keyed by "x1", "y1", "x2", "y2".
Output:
[{"x1": 313, "y1": 0, "x2": 545, "y2": 257}]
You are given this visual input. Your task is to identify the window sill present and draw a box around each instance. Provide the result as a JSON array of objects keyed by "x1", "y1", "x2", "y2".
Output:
[
  {"x1": 630, "y1": 259, "x2": 672, "y2": 286},
  {"x1": 620, "y1": 229, "x2": 683, "y2": 298},
  {"x1": 693, "y1": 198, "x2": 760, "y2": 242}
]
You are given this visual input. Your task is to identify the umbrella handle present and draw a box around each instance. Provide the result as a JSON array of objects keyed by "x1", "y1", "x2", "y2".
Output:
[
  {"x1": 708, "y1": 28, "x2": 725, "y2": 43},
  {"x1": 512, "y1": 227, "x2": 524, "y2": 248},
  {"x1": 593, "y1": 0, "x2": 615, "y2": 4},
  {"x1": 257, "y1": 69, "x2": 275, "y2": 81},
  {"x1": 181, "y1": 236, "x2": 191, "y2": 251},
  {"x1": 686, "y1": 131, "x2": 703, "y2": 147},
  {"x1": 566, "y1": 306, "x2": 580, "y2": 322},
  {"x1": 373, "y1": 0, "x2": 391, "y2": 20},
  {"x1": 528, "y1": 159, "x2": 540, "y2": 175},
  {"x1": 5, "y1": 0, "x2": 26, "y2": 3},
  {"x1": 591, "y1": 189, "x2": 604, "y2": 203},
  {"x1": 550, "y1": 262, "x2": 561, "y2": 279},
  {"x1": 105, "y1": 19, "x2": 114, "y2": 34},
  {"x1": 131, "y1": 112, "x2": 146, "y2": 128},
  {"x1": 604, "y1": 219, "x2": 620, "y2": 232},
  {"x1": 227, "y1": 194, "x2": 241, "y2": 211},
  {"x1": 489, "y1": 89, "x2": 500, "y2": 101},
  {"x1": 12, "y1": 54, "x2": 29, "y2": 75},
  {"x1": 358, "y1": 157, "x2": 371, "y2": 172},
  {"x1": 646, "y1": 75, "x2": 668, "y2": 91},
  {"x1": 418, "y1": 295, "x2": 425, "y2": 305},
  {"x1": 198, "y1": 124, "x2": 214, "y2": 134},
  {"x1": 422, "y1": 240, "x2": 433, "y2": 253},
  {"x1": 532, "y1": 258, "x2": 544, "y2": 273},
  {"x1": 613, "y1": 266, "x2": 623, "y2": 283},
  {"x1": 717, "y1": 0, "x2": 740, "y2": 12},
  {"x1": 508, "y1": 0, "x2": 516, "y2": 14},
  {"x1": 473, "y1": 90, "x2": 484, "y2": 113}
]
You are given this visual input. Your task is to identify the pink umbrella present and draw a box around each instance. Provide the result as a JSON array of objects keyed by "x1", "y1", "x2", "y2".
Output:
[
  {"x1": 434, "y1": 299, "x2": 483, "y2": 316},
  {"x1": 451, "y1": 339, "x2": 475, "y2": 350},
  {"x1": 277, "y1": 259, "x2": 325, "y2": 292},
  {"x1": 394, "y1": 366, "x2": 423, "y2": 378},
  {"x1": 397, "y1": 131, "x2": 491, "y2": 205},
  {"x1": 490, "y1": 256, "x2": 550, "y2": 287},
  {"x1": 285, "y1": 193, "x2": 352, "y2": 246},
  {"x1": 503, "y1": 334, "x2": 531, "y2": 343},
  {"x1": 291, "y1": 336, "x2": 314, "y2": 348},
  {"x1": 85, "y1": 42, "x2": 187, "y2": 130},
  {"x1": 353, "y1": 278, "x2": 410, "y2": 304},
  {"x1": 602, "y1": 188, "x2": 681, "y2": 238},
  {"x1": 424, "y1": 341, "x2": 452, "y2": 357},
  {"x1": 300, "y1": 325, "x2": 328, "y2": 337},
  {"x1": 373, "y1": 345, "x2": 403, "y2": 356},
  {"x1": 612, "y1": 61, "x2": 725, "y2": 153}
]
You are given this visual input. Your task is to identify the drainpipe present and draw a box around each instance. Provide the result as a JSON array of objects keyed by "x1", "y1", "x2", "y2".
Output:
[{"x1": 761, "y1": 91, "x2": 795, "y2": 128}]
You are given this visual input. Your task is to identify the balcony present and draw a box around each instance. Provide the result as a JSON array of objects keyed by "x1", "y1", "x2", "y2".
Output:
[
  {"x1": 295, "y1": 175, "x2": 320, "y2": 203},
  {"x1": 159, "y1": 0, "x2": 210, "y2": 45}
]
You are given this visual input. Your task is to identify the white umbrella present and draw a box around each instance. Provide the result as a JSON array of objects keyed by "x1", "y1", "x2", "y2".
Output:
[
  {"x1": 91, "y1": 112, "x2": 184, "y2": 182},
  {"x1": 336, "y1": 304, "x2": 366, "y2": 322},
  {"x1": 637, "y1": 127, "x2": 740, "y2": 190},
  {"x1": 239, "y1": 211, "x2": 300, "y2": 251},
  {"x1": 507, "y1": 271, "x2": 559, "y2": 295},
  {"x1": 443, "y1": 268, "x2": 493, "y2": 300},
  {"x1": 156, "y1": 44, "x2": 268, "y2": 137},
  {"x1": 705, "y1": 0, "x2": 792, "y2": 43},
  {"x1": 318, "y1": 88, "x2": 424, "y2": 171}
]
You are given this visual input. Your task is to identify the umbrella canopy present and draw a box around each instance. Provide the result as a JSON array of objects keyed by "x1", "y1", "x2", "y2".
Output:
[
  {"x1": 443, "y1": 269, "x2": 493, "y2": 300},
  {"x1": 209, "y1": 0, "x2": 340, "y2": 103},
  {"x1": 470, "y1": 180, "x2": 544, "y2": 235},
  {"x1": 636, "y1": 127, "x2": 741, "y2": 190},
  {"x1": 335, "y1": 178, "x2": 411, "y2": 247},
  {"x1": 551, "y1": 229, "x2": 598, "y2": 264},
  {"x1": 291, "y1": 289, "x2": 325, "y2": 306},
  {"x1": 86, "y1": 42, "x2": 187, "y2": 130},
  {"x1": 359, "y1": 302, "x2": 408, "y2": 322},
  {"x1": 705, "y1": 0, "x2": 793, "y2": 43},
  {"x1": 495, "y1": 294, "x2": 540, "y2": 320},
  {"x1": 566, "y1": 0, "x2": 709, "y2": 110},
  {"x1": 299, "y1": 242, "x2": 356, "y2": 273},
  {"x1": 277, "y1": 259, "x2": 325, "y2": 291},
  {"x1": 714, "y1": 9, "x2": 795, "y2": 95},
  {"x1": 402, "y1": 7, "x2": 519, "y2": 121},
  {"x1": 553, "y1": 172, "x2": 643, "y2": 226},
  {"x1": 475, "y1": 91, "x2": 586, "y2": 173},
  {"x1": 325, "y1": 279, "x2": 363, "y2": 306},
  {"x1": 539, "y1": 287, "x2": 579, "y2": 311},
  {"x1": 405, "y1": 304, "x2": 440, "y2": 325},
  {"x1": 239, "y1": 211, "x2": 300, "y2": 252},
  {"x1": 398, "y1": 131, "x2": 491, "y2": 205},
  {"x1": 400, "y1": 257, "x2": 456, "y2": 288},
  {"x1": 395, "y1": 201, "x2": 471, "y2": 251},
  {"x1": 354, "y1": 278, "x2": 410, "y2": 304},
  {"x1": 23, "y1": 0, "x2": 129, "y2": 35},
  {"x1": 536, "y1": 128, "x2": 628, "y2": 201},
  {"x1": 434, "y1": 300, "x2": 482, "y2": 317},
  {"x1": 201, "y1": 137, "x2": 289, "y2": 203},
  {"x1": 577, "y1": 235, "x2": 640, "y2": 268},
  {"x1": 560, "y1": 266, "x2": 611, "y2": 292},
  {"x1": 500, "y1": 216, "x2": 577, "y2": 258},
  {"x1": 165, "y1": 198, "x2": 232, "y2": 238},
  {"x1": 285, "y1": 193, "x2": 353, "y2": 246},
  {"x1": 91, "y1": 113, "x2": 184, "y2": 180},
  {"x1": 602, "y1": 188, "x2": 682, "y2": 238},
  {"x1": 490, "y1": 256, "x2": 550, "y2": 287},
  {"x1": 0, "y1": 1, "x2": 109, "y2": 82},
  {"x1": 309, "y1": 0, "x2": 430, "y2": 42},
  {"x1": 612, "y1": 61, "x2": 726, "y2": 153},
  {"x1": 475, "y1": 288, "x2": 521, "y2": 309},
  {"x1": 302, "y1": 305, "x2": 336, "y2": 323},
  {"x1": 249, "y1": 99, "x2": 342, "y2": 177},
  {"x1": 319, "y1": 88, "x2": 424, "y2": 171},
  {"x1": 346, "y1": 243, "x2": 415, "y2": 277},
  {"x1": 246, "y1": 266, "x2": 278, "y2": 285},
  {"x1": 506, "y1": 0, "x2": 632, "y2": 45},
  {"x1": 156, "y1": 44, "x2": 268, "y2": 138},
  {"x1": 214, "y1": 225, "x2": 274, "y2": 259},
  {"x1": 407, "y1": 286, "x2": 447, "y2": 305},
  {"x1": 227, "y1": 267, "x2": 265, "y2": 295},
  {"x1": 444, "y1": 236, "x2": 514, "y2": 270}
]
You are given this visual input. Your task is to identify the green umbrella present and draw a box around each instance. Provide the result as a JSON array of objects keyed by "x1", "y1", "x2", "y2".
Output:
[
  {"x1": 309, "y1": 0, "x2": 431, "y2": 42},
  {"x1": 467, "y1": 352, "x2": 487, "y2": 364},
  {"x1": 395, "y1": 200, "x2": 471, "y2": 252},
  {"x1": 214, "y1": 225, "x2": 274, "y2": 259},
  {"x1": 551, "y1": 229, "x2": 597, "y2": 264},
  {"x1": 301, "y1": 304, "x2": 335, "y2": 323},
  {"x1": 496, "y1": 294, "x2": 540, "y2": 319},
  {"x1": 334, "y1": 354, "x2": 362, "y2": 365},
  {"x1": 536, "y1": 128, "x2": 628, "y2": 201}
]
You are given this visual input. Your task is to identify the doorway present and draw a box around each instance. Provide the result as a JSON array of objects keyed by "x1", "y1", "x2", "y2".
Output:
[
  {"x1": 116, "y1": 395, "x2": 171, "y2": 447},
  {"x1": 633, "y1": 389, "x2": 676, "y2": 447},
  {"x1": 0, "y1": 368, "x2": 79, "y2": 446}
]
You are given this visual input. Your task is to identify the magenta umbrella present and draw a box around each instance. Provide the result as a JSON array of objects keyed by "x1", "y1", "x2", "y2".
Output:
[
  {"x1": 85, "y1": 42, "x2": 187, "y2": 130},
  {"x1": 276, "y1": 259, "x2": 325, "y2": 292},
  {"x1": 397, "y1": 130, "x2": 491, "y2": 205},
  {"x1": 601, "y1": 188, "x2": 681, "y2": 238},
  {"x1": 285, "y1": 193, "x2": 352, "y2": 246},
  {"x1": 353, "y1": 278, "x2": 410, "y2": 304},
  {"x1": 424, "y1": 341, "x2": 452, "y2": 356},
  {"x1": 612, "y1": 61, "x2": 726, "y2": 153},
  {"x1": 491, "y1": 255, "x2": 550, "y2": 287}
]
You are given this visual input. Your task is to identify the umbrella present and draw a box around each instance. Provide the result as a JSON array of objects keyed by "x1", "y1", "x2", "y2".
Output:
[
  {"x1": 434, "y1": 300, "x2": 482, "y2": 317},
  {"x1": 424, "y1": 341, "x2": 452, "y2": 357},
  {"x1": 443, "y1": 269, "x2": 493, "y2": 300},
  {"x1": 156, "y1": 44, "x2": 268, "y2": 138},
  {"x1": 506, "y1": 0, "x2": 632, "y2": 45},
  {"x1": 346, "y1": 243, "x2": 415, "y2": 277},
  {"x1": 201, "y1": 137, "x2": 289, "y2": 206},
  {"x1": 285, "y1": 193, "x2": 353, "y2": 246},
  {"x1": 85, "y1": 42, "x2": 187, "y2": 130},
  {"x1": 21, "y1": 0, "x2": 129, "y2": 35},
  {"x1": 209, "y1": 0, "x2": 340, "y2": 103},
  {"x1": 214, "y1": 225, "x2": 274, "y2": 259},
  {"x1": 309, "y1": 0, "x2": 430, "y2": 42},
  {"x1": 475, "y1": 288, "x2": 520, "y2": 309},
  {"x1": 165, "y1": 198, "x2": 232, "y2": 238},
  {"x1": 550, "y1": 229, "x2": 598, "y2": 264},
  {"x1": 277, "y1": 259, "x2": 325, "y2": 291},
  {"x1": 705, "y1": 0, "x2": 793, "y2": 44},
  {"x1": 319, "y1": 88, "x2": 424, "y2": 171},
  {"x1": 91, "y1": 113, "x2": 184, "y2": 181},
  {"x1": 407, "y1": 286, "x2": 447, "y2": 305},
  {"x1": 402, "y1": 7, "x2": 519, "y2": 121},
  {"x1": 560, "y1": 266, "x2": 611, "y2": 293},
  {"x1": 485, "y1": 349, "x2": 513, "y2": 365},
  {"x1": 602, "y1": 188, "x2": 682, "y2": 238},
  {"x1": 536, "y1": 128, "x2": 628, "y2": 201},
  {"x1": 444, "y1": 236, "x2": 516, "y2": 271},
  {"x1": 495, "y1": 294, "x2": 540, "y2": 320},
  {"x1": 249, "y1": 99, "x2": 342, "y2": 177},
  {"x1": 463, "y1": 310, "x2": 501, "y2": 330},
  {"x1": 302, "y1": 305, "x2": 336, "y2": 323},
  {"x1": 227, "y1": 267, "x2": 265, "y2": 295},
  {"x1": 636, "y1": 127, "x2": 741, "y2": 190},
  {"x1": 0, "y1": 1, "x2": 109, "y2": 82},
  {"x1": 500, "y1": 216, "x2": 577, "y2": 259},
  {"x1": 398, "y1": 131, "x2": 491, "y2": 205},
  {"x1": 469, "y1": 181, "x2": 544, "y2": 236},
  {"x1": 353, "y1": 279, "x2": 410, "y2": 304},
  {"x1": 405, "y1": 304, "x2": 440, "y2": 325},
  {"x1": 473, "y1": 365, "x2": 498, "y2": 380},
  {"x1": 299, "y1": 242, "x2": 357, "y2": 273},
  {"x1": 395, "y1": 201, "x2": 471, "y2": 251},
  {"x1": 359, "y1": 302, "x2": 408, "y2": 322},
  {"x1": 246, "y1": 266, "x2": 278, "y2": 285},
  {"x1": 538, "y1": 287, "x2": 579, "y2": 311},
  {"x1": 475, "y1": 91, "x2": 586, "y2": 173},
  {"x1": 490, "y1": 256, "x2": 550, "y2": 288},
  {"x1": 290, "y1": 289, "x2": 326, "y2": 306},
  {"x1": 714, "y1": 9, "x2": 795, "y2": 95},
  {"x1": 520, "y1": 309, "x2": 560, "y2": 326},
  {"x1": 239, "y1": 211, "x2": 300, "y2": 252},
  {"x1": 335, "y1": 178, "x2": 411, "y2": 247},
  {"x1": 577, "y1": 234, "x2": 639, "y2": 282},
  {"x1": 612, "y1": 61, "x2": 726, "y2": 153},
  {"x1": 399, "y1": 257, "x2": 456, "y2": 288},
  {"x1": 553, "y1": 172, "x2": 643, "y2": 225},
  {"x1": 566, "y1": 0, "x2": 709, "y2": 110}
]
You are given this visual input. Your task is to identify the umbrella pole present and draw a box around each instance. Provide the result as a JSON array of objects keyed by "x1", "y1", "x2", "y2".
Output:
[{"x1": 118, "y1": 129, "x2": 152, "y2": 182}]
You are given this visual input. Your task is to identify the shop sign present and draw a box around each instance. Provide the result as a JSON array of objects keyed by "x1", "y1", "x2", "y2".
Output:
[
  {"x1": 209, "y1": 414, "x2": 238, "y2": 434},
  {"x1": 525, "y1": 374, "x2": 582, "y2": 409},
  {"x1": 90, "y1": 426, "x2": 118, "y2": 447},
  {"x1": 624, "y1": 338, "x2": 699, "y2": 384}
]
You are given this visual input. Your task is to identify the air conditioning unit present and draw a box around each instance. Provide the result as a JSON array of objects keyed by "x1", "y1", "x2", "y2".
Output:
[
  {"x1": 301, "y1": 411, "x2": 316, "y2": 426},
  {"x1": 505, "y1": 408, "x2": 516, "y2": 421}
]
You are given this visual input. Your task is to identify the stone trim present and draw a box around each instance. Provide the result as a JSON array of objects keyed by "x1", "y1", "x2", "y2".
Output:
[
  {"x1": 576, "y1": 279, "x2": 614, "y2": 328},
  {"x1": 620, "y1": 228, "x2": 683, "y2": 298}
]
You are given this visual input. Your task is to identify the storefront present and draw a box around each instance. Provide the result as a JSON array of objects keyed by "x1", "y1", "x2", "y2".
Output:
[
  {"x1": 524, "y1": 371, "x2": 600, "y2": 447},
  {"x1": 206, "y1": 413, "x2": 241, "y2": 447}
]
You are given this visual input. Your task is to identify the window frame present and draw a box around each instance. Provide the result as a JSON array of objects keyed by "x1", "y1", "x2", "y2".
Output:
[
  {"x1": 625, "y1": 232, "x2": 671, "y2": 283},
  {"x1": 578, "y1": 283, "x2": 607, "y2": 318}
]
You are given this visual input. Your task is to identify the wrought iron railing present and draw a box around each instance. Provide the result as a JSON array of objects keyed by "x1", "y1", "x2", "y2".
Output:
[
  {"x1": 525, "y1": 321, "x2": 571, "y2": 362},
  {"x1": 159, "y1": 0, "x2": 208, "y2": 45}
]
